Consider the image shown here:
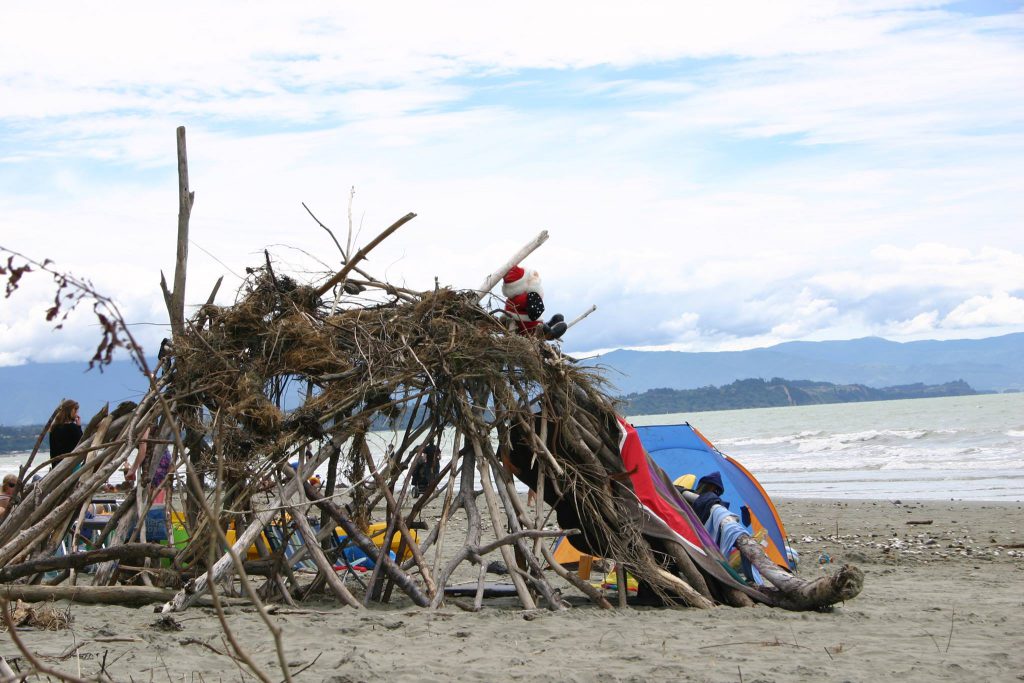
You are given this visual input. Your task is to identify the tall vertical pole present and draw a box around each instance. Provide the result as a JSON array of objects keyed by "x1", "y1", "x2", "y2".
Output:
[{"x1": 170, "y1": 126, "x2": 193, "y2": 338}]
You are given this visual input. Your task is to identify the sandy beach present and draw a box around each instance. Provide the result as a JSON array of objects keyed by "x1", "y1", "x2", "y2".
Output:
[{"x1": 4, "y1": 497, "x2": 1023, "y2": 682}]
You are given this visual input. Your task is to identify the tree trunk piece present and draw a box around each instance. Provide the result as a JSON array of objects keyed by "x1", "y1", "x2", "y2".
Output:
[
  {"x1": 0, "y1": 543, "x2": 176, "y2": 583},
  {"x1": 1, "y1": 584, "x2": 176, "y2": 607},
  {"x1": 734, "y1": 535, "x2": 863, "y2": 610},
  {"x1": 169, "y1": 125, "x2": 193, "y2": 338},
  {"x1": 652, "y1": 567, "x2": 714, "y2": 609},
  {"x1": 662, "y1": 539, "x2": 715, "y2": 603}
]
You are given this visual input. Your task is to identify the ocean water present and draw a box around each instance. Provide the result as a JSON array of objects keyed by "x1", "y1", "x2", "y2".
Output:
[
  {"x1": 4, "y1": 393, "x2": 1021, "y2": 502},
  {"x1": 630, "y1": 392, "x2": 1024, "y2": 502}
]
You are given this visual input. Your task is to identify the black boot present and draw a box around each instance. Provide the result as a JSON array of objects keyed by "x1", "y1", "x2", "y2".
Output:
[{"x1": 544, "y1": 320, "x2": 568, "y2": 340}]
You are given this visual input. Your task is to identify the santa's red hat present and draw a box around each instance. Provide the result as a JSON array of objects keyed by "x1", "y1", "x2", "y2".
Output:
[
  {"x1": 503, "y1": 266, "x2": 525, "y2": 287},
  {"x1": 502, "y1": 265, "x2": 542, "y2": 298}
]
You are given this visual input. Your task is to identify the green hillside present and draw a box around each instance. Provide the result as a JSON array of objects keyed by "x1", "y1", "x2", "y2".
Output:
[
  {"x1": 0, "y1": 424, "x2": 46, "y2": 454},
  {"x1": 621, "y1": 378, "x2": 977, "y2": 416}
]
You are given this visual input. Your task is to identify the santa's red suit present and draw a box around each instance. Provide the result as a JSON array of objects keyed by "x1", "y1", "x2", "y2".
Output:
[{"x1": 502, "y1": 266, "x2": 545, "y2": 335}]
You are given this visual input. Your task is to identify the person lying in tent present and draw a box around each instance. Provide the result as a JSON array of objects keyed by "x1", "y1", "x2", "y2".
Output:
[
  {"x1": 693, "y1": 471, "x2": 730, "y2": 524},
  {"x1": 675, "y1": 471, "x2": 760, "y2": 581}
]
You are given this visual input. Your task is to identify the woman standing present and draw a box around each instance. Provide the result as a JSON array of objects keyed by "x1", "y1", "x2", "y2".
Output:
[{"x1": 48, "y1": 399, "x2": 83, "y2": 469}]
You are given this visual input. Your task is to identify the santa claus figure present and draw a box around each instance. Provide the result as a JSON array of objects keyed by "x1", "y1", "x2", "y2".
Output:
[{"x1": 502, "y1": 265, "x2": 567, "y2": 340}]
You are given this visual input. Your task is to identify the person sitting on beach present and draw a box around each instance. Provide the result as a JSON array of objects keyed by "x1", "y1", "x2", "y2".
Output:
[
  {"x1": 48, "y1": 399, "x2": 83, "y2": 469},
  {"x1": 0, "y1": 474, "x2": 19, "y2": 519}
]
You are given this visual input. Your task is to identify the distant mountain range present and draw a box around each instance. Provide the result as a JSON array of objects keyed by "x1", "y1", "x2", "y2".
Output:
[
  {"x1": 582, "y1": 333, "x2": 1024, "y2": 396},
  {"x1": 621, "y1": 378, "x2": 980, "y2": 417},
  {"x1": 0, "y1": 360, "x2": 151, "y2": 427},
  {"x1": 1, "y1": 333, "x2": 1022, "y2": 425}
]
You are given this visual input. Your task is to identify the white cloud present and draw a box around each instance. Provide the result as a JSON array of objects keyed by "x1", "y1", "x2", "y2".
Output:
[
  {"x1": 884, "y1": 310, "x2": 941, "y2": 336},
  {"x1": 812, "y1": 245, "x2": 1024, "y2": 300},
  {"x1": 2, "y1": 1, "x2": 1023, "y2": 362},
  {"x1": 769, "y1": 292, "x2": 841, "y2": 339},
  {"x1": 658, "y1": 312, "x2": 701, "y2": 335},
  {"x1": 943, "y1": 292, "x2": 1024, "y2": 328}
]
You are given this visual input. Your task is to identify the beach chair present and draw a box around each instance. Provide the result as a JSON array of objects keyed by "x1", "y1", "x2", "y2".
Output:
[
  {"x1": 549, "y1": 534, "x2": 596, "y2": 580},
  {"x1": 327, "y1": 534, "x2": 371, "y2": 589}
]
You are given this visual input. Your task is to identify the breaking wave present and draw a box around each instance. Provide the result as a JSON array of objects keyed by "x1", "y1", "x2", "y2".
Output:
[{"x1": 639, "y1": 394, "x2": 1024, "y2": 498}]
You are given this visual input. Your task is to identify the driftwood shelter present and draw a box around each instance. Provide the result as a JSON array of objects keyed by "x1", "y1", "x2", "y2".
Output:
[{"x1": 0, "y1": 128, "x2": 862, "y2": 636}]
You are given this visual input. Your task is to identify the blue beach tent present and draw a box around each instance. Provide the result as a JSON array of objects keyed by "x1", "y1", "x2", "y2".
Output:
[{"x1": 635, "y1": 423, "x2": 795, "y2": 571}]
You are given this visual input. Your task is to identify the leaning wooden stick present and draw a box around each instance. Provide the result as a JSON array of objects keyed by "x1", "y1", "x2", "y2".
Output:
[
  {"x1": 539, "y1": 545, "x2": 613, "y2": 609},
  {"x1": 315, "y1": 212, "x2": 417, "y2": 296},
  {"x1": 475, "y1": 230, "x2": 549, "y2": 301},
  {"x1": 287, "y1": 498, "x2": 363, "y2": 609},
  {"x1": 566, "y1": 304, "x2": 597, "y2": 331}
]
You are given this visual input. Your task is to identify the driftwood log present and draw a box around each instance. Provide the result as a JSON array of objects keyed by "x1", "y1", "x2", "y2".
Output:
[
  {"x1": 0, "y1": 543, "x2": 176, "y2": 583},
  {"x1": 1, "y1": 584, "x2": 179, "y2": 607},
  {"x1": 734, "y1": 535, "x2": 864, "y2": 610}
]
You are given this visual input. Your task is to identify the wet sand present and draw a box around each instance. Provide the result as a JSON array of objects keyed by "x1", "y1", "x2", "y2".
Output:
[{"x1": 5, "y1": 498, "x2": 1024, "y2": 682}]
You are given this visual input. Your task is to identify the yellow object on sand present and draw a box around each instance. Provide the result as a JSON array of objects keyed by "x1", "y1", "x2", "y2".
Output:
[
  {"x1": 599, "y1": 566, "x2": 638, "y2": 594},
  {"x1": 550, "y1": 536, "x2": 586, "y2": 566},
  {"x1": 225, "y1": 523, "x2": 272, "y2": 561}
]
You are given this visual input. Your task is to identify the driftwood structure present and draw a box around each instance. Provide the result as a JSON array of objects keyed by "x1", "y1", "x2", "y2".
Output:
[{"x1": 0, "y1": 128, "x2": 862, "y2": 638}]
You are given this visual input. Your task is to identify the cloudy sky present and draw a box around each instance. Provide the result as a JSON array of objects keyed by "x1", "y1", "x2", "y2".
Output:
[{"x1": 1, "y1": 0, "x2": 1022, "y2": 365}]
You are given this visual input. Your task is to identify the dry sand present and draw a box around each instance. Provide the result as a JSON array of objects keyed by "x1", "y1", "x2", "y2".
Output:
[{"x1": 4, "y1": 498, "x2": 1024, "y2": 682}]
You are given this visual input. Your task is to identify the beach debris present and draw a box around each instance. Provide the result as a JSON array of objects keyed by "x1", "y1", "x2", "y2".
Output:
[
  {"x1": 1, "y1": 600, "x2": 73, "y2": 632},
  {"x1": 486, "y1": 560, "x2": 509, "y2": 575},
  {"x1": 152, "y1": 614, "x2": 184, "y2": 631}
]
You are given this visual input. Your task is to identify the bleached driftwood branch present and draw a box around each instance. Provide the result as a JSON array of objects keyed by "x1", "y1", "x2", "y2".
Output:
[
  {"x1": 566, "y1": 304, "x2": 597, "y2": 331},
  {"x1": 475, "y1": 230, "x2": 549, "y2": 302}
]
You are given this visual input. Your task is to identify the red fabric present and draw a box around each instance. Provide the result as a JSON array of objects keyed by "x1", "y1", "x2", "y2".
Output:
[
  {"x1": 505, "y1": 292, "x2": 541, "y2": 333},
  {"x1": 616, "y1": 416, "x2": 703, "y2": 549},
  {"x1": 503, "y1": 265, "x2": 525, "y2": 285}
]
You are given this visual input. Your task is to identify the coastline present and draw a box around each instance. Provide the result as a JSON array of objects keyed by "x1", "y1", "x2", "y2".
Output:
[{"x1": 5, "y1": 497, "x2": 1023, "y2": 682}]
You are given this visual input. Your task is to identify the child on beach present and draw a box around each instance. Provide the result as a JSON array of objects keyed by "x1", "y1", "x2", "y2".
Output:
[{"x1": 0, "y1": 473, "x2": 18, "y2": 519}]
